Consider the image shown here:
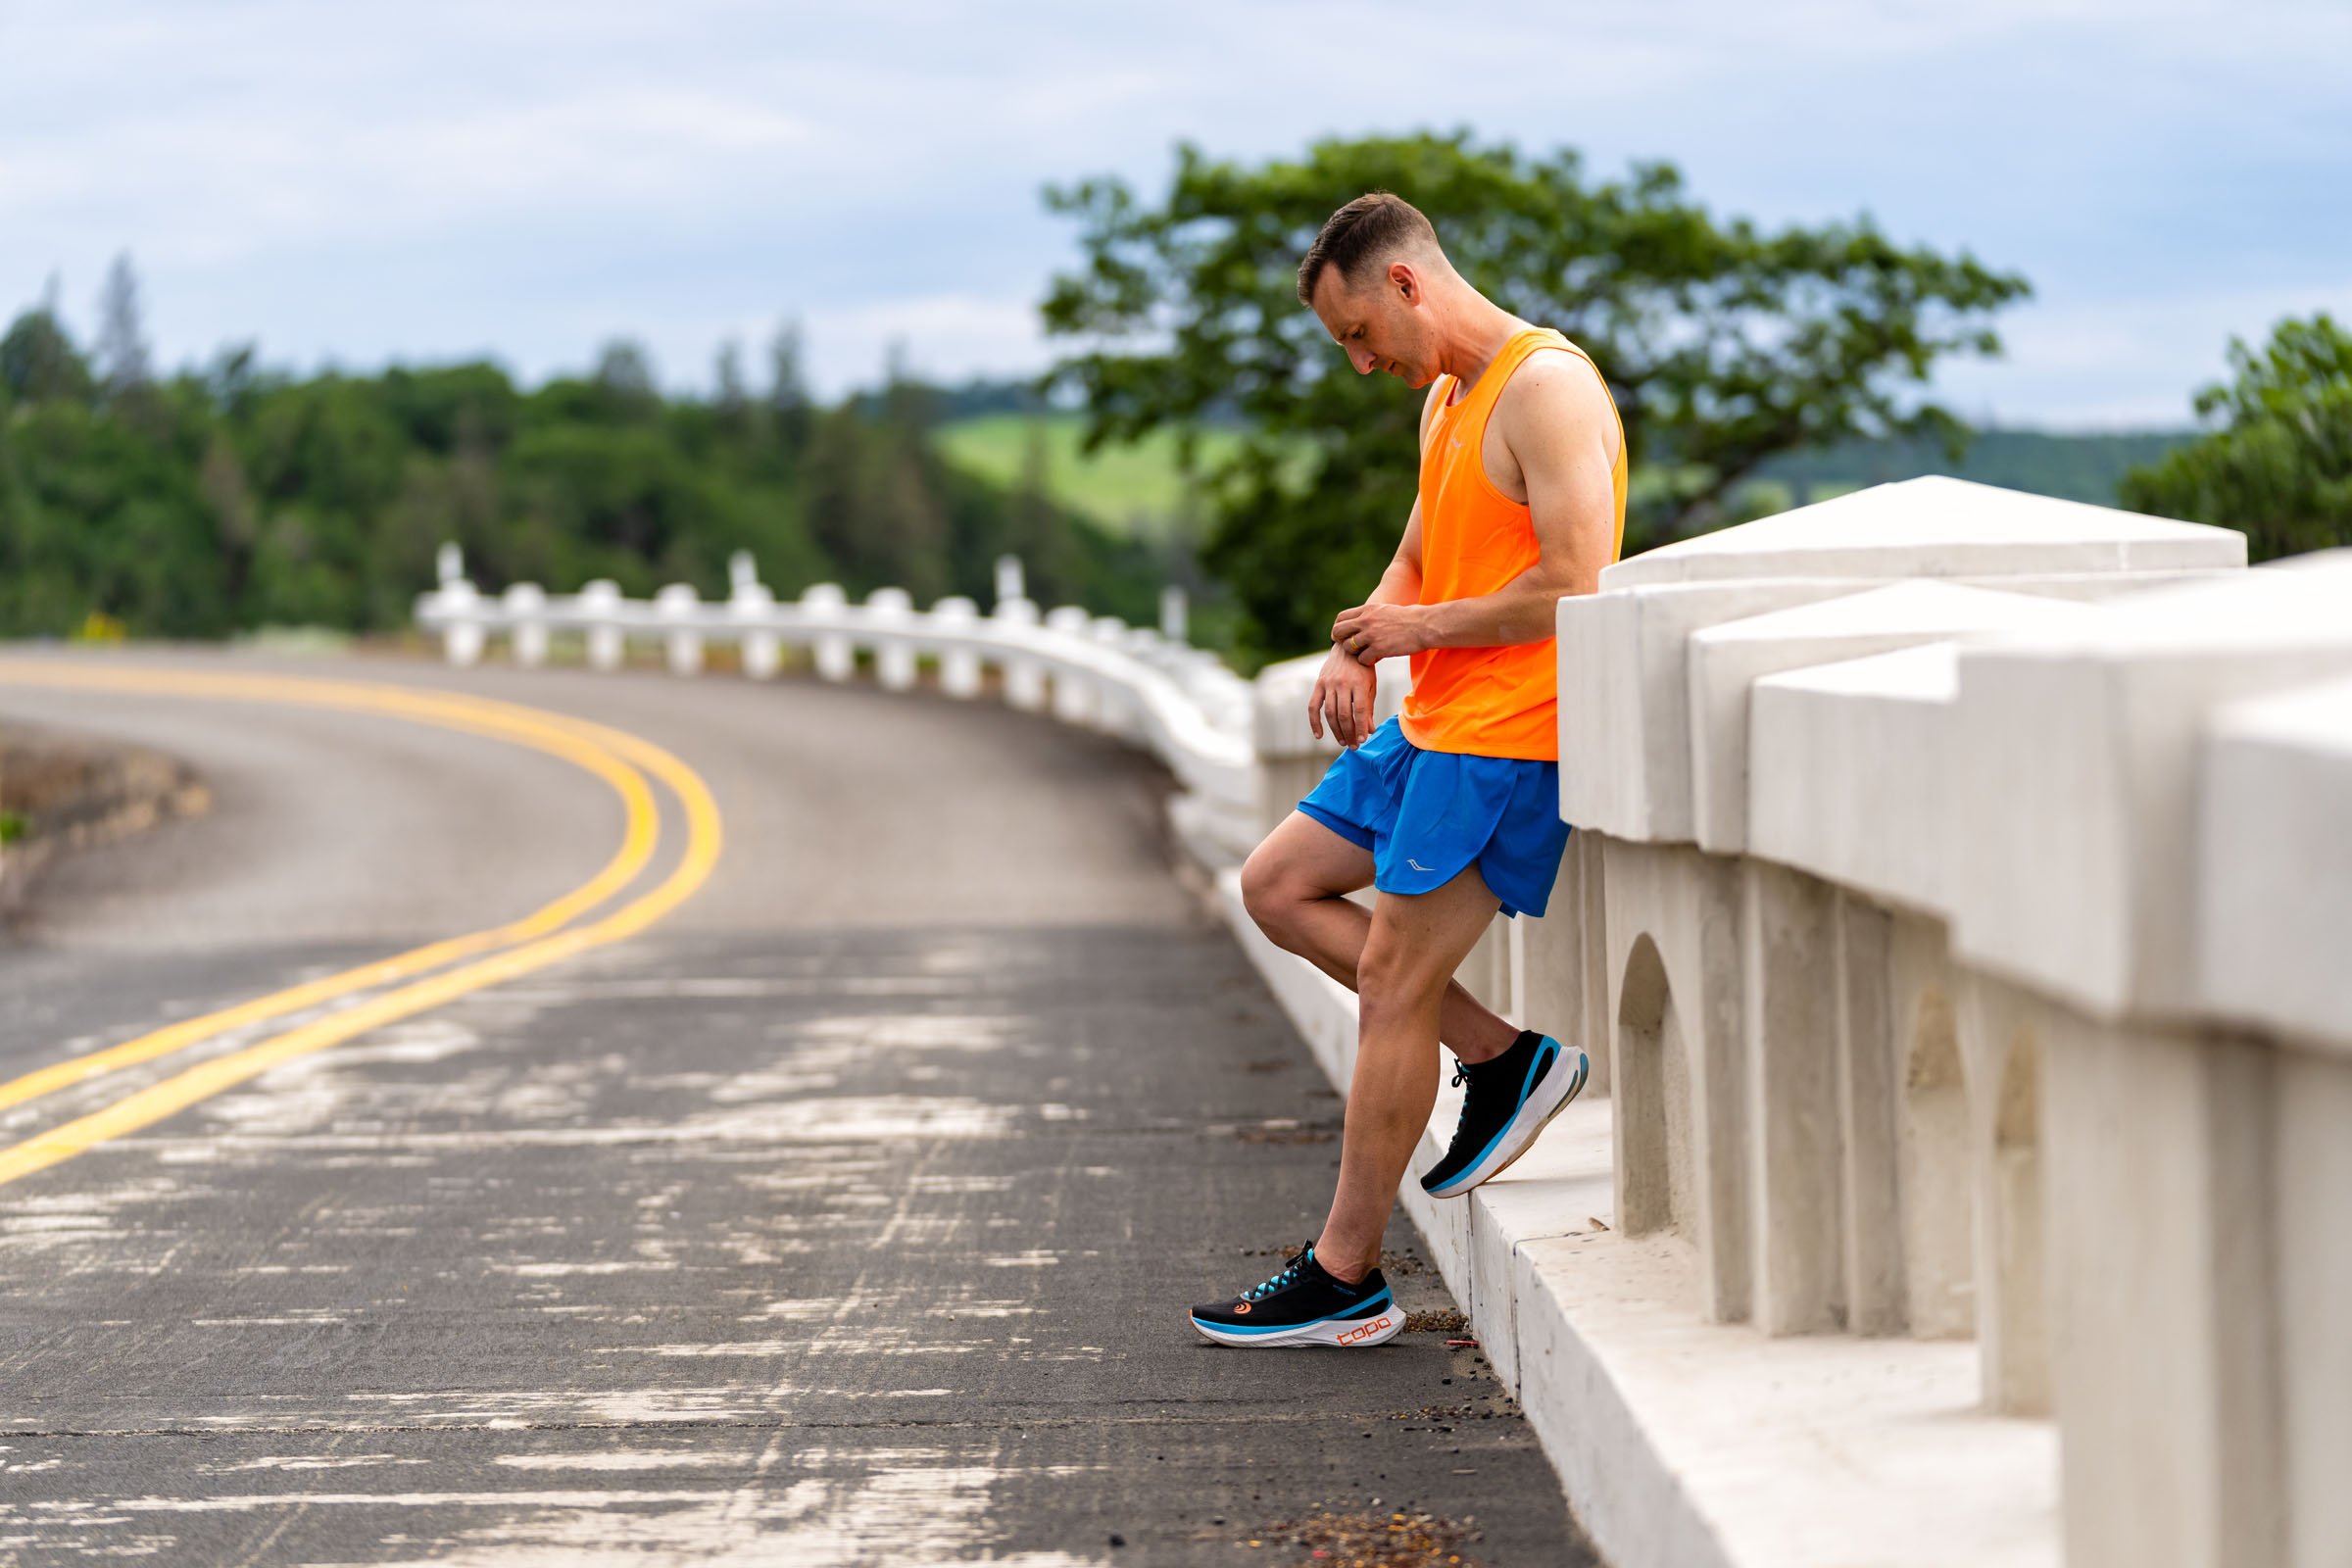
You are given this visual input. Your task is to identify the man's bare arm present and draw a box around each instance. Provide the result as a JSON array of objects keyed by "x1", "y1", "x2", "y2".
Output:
[
  {"x1": 1366, "y1": 501, "x2": 1425, "y2": 608},
  {"x1": 1334, "y1": 356, "x2": 1615, "y2": 660},
  {"x1": 1311, "y1": 384, "x2": 1444, "y2": 743},
  {"x1": 1311, "y1": 497, "x2": 1421, "y2": 745}
]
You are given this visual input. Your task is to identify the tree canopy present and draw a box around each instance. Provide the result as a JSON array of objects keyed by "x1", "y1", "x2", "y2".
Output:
[
  {"x1": 2119, "y1": 314, "x2": 2352, "y2": 561},
  {"x1": 1041, "y1": 131, "x2": 2031, "y2": 654}
]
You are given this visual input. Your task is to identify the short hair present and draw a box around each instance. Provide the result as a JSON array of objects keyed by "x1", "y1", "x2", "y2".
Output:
[{"x1": 1297, "y1": 192, "x2": 1441, "y2": 307}]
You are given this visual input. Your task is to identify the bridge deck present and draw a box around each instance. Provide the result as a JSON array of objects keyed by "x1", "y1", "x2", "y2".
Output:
[{"x1": 0, "y1": 652, "x2": 1590, "y2": 1565}]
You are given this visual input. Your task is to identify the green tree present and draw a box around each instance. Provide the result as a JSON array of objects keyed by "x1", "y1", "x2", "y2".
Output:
[
  {"x1": 93, "y1": 253, "x2": 154, "y2": 399},
  {"x1": 768, "y1": 318, "x2": 813, "y2": 458},
  {"x1": 591, "y1": 339, "x2": 661, "y2": 421},
  {"x1": 0, "y1": 304, "x2": 94, "y2": 405},
  {"x1": 1042, "y1": 131, "x2": 2030, "y2": 653},
  {"x1": 0, "y1": 266, "x2": 1166, "y2": 640},
  {"x1": 2119, "y1": 314, "x2": 2352, "y2": 561}
]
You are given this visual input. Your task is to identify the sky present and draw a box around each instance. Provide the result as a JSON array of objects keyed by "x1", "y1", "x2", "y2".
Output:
[{"x1": 5, "y1": 0, "x2": 2350, "y2": 428}]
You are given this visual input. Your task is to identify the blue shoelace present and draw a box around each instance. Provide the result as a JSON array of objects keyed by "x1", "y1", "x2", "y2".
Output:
[{"x1": 1245, "y1": 1248, "x2": 1313, "y2": 1301}]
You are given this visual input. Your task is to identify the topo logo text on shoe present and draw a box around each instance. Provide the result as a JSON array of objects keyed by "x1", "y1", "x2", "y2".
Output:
[{"x1": 1337, "y1": 1316, "x2": 1393, "y2": 1345}]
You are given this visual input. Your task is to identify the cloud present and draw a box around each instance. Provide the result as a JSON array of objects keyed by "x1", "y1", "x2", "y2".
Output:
[
  {"x1": 1936, "y1": 277, "x2": 2352, "y2": 428},
  {"x1": 799, "y1": 294, "x2": 1054, "y2": 389},
  {"x1": 4, "y1": 0, "x2": 2347, "y2": 417}
]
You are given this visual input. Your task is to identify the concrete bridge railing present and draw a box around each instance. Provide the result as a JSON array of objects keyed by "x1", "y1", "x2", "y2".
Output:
[
  {"x1": 1515, "y1": 477, "x2": 2346, "y2": 1568},
  {"x1": 416, "y1": 548, "x2": 1263, "y2": 865},
  {"x1": 416, "y1": 476, "x2": 2352, "y2": 1568}
]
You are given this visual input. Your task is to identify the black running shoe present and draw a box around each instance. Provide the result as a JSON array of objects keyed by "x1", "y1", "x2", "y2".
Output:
[
  {"x1": 1190, "y1": 1242, "x2": 1400, "y2": 1348},
  {"x1": 1420, "y1": 1030, "x2": 1590, "y2": 1199}
]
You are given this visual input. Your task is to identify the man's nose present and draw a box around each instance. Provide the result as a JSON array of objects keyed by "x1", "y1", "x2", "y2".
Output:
[{"x1": 1350, "y1": 348, "x2": 1375, "y2": 374}]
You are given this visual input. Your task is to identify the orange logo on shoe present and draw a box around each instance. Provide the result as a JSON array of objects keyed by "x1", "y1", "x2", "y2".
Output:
[
  {"x1": 1233, "y1": 1302, "x2": 1250, "y2": 1315},
  {"x1": 1337, "y1": 1315, "x2": 1393, "y2": 1344}
]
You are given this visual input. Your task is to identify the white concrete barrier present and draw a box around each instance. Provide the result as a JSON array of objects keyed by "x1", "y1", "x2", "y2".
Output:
[
  {"x1": 930, "y1": 597, "x2": 983, "y2": 698},
  {"x1": 866, "y1": 586, "x2": 917, "y2": 692},
  {"x1": 416, "y1": 481, "x2": 2351, "y2": 1568},
  {"x1": 580, "y1": 579, "x2": 622, "y2": 672},
  {"x1": 729, "y1": 563, "x2": 780, "y2": 680},
  {"x1": 501, "y1": 582, "x2": 548, "y2": 668},
  {"x1": 802, "y1": 582, "x2": 853, "y2": 683},
  {"x1": 655, "y1": 583, "x2": 702, "y2": 676},
  {"x1": 415, "y1": 552, "x2": 1259, "y2": 858}
]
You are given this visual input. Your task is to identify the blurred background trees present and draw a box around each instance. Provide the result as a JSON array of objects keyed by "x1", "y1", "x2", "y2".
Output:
[
  {"x1": 2118, "y1": 315, "x2": 2352, "y2": 562},
  {"x1": 1040, "y1": 131, "x2": 2032, "y2": 655},
  {"x1": 0, "y1": 270, "x2": 1162, "y2": 641}
]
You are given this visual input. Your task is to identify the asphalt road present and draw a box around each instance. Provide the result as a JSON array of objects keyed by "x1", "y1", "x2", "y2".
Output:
[{"x1": 0, "y1": 646, "x2": 1595, "y2": 1567}]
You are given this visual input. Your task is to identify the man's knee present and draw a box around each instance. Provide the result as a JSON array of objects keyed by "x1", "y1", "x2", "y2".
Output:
[
  {"x1": 1239, "y1": 841, "x2": 1298, "y2": 941},
  {"x1": 1356, "y1": 933, "x2": 1450, "y2": 1021}
]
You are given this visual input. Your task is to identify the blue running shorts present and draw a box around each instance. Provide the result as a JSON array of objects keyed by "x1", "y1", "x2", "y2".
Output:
[{"x1": 1296, "y1": 715, "x2": 1572, "y2": 918}]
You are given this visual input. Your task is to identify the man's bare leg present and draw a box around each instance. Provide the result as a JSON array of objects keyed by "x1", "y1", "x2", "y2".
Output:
[
  {"x1": 1307, "y1": 865, "x2": 1505, "y2": 1281},
  {"x1": 1240, "y1": 811, "x2": 1518, "y2": 1064}
]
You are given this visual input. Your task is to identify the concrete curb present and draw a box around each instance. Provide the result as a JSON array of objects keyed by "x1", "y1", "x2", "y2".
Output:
[{"x1": 1215, "y1": 868, "x2": 2060, "y2": 1568}]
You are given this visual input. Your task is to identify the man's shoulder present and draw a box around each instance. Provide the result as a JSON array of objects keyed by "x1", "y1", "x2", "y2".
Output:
[
  {"x1": 1503, "y1": 340, "x2": 1609, "y2": 405},
  {"x1": 1494, "y1": 342, "x2": 1615, "y2": 446}
]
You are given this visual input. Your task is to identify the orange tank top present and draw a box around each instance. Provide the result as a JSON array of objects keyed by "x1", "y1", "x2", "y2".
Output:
[{"x1": 1399, "y1": 326, "x2": 1627, "y2": 760}]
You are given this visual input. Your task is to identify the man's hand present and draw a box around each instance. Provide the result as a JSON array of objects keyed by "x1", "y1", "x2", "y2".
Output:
[
  {"x1": 1308, "y1": 645, "x2": 1379, "y2": 748},
  {"x1": 1330, "y1": 601, "x2": 1431, "y2": 665}
]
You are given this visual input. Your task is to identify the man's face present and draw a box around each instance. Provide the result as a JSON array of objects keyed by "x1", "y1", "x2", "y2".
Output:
[{"x1": 1311, "y1": 263, "x2": 1437, "y2": 388}]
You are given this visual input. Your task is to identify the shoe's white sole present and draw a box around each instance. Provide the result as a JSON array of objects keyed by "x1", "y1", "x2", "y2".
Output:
[
  {"x1": 1190, "y1": 1304, "x2": 1403, "y2": 1348},
  {"x1": 1424, "y1": 1046, "x2": 1591, "y2": 1200}
]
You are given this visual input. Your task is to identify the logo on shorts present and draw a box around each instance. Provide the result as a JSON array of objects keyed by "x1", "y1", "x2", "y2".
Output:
[{"x1": 1406, "y1": 858, "x2": 1434, "y2": 872}]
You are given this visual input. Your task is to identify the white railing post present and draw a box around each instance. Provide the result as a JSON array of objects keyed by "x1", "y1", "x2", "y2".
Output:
[
  {"x1": 995, "y1": 554, "x2": 1026, "y2": 608},
  {"x1": 932, "y1": 597, "x2": 983, "y2": 698},
  {"x1": 802, "y1": 583, "x2": 853, "y2": 682},
  {"x1": 580, "y1": 579, "x2": 623, "y2": 671},
  {"x1": 504, "y1": 582, "x2": 548, "y2": 668},
  {"x1": 868, "y1": 587, "x2": 917, "y2": 692},
  {"x1": 440, "y1": 578, "x2": 485, "y2": 667},
  {"x1": 996, "y1": 595, "x2": 1044, "y2": 710},
  {"x1": 730, "y1": 568, "x2": 779, "y2": 680},
  {"x1": 1092, "y1": 615, "x2": 1141, "y2": 736},
  {"x1": 436, "y1": 542, "x2": 465, "y2": 588},
  {"x1": 1046, "y1": 606, "x2": 1096, "y2": 724},
  {"x1": 656, "y1": 583, "x2": 704, "y2": 676}
]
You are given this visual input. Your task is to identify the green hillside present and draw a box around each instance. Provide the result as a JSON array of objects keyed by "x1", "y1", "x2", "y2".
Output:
[
  {"x1": 932, "y1": 416, "x2": 1246, "y2": 539},
  {"x1": 1754, "y1": 427, "x2": 2196, "y2": 509}
]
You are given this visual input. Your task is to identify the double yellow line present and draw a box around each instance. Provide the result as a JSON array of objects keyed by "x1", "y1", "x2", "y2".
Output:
[{"x1": 0, "y1": 662, "x2": 723, "y2": 1190}]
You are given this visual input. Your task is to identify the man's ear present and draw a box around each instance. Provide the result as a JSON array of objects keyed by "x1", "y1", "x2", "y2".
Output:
[{"x1": 1390, "y1": 261, "x2": 1419, "y2": 303}]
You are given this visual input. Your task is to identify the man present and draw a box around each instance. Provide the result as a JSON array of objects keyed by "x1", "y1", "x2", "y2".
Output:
[{"x1": 1190, "y1": 192, "x2": 1626, "y2": 1348}]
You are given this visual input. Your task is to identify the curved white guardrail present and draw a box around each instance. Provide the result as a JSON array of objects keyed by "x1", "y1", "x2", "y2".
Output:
[{"x1": 415, "y1": 548, "x2": 1266, "y2": 862}]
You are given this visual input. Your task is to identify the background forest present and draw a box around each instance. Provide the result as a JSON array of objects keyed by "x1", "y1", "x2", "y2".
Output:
[
  {"x1": 5, "y1": 133, "x2": 2345, "y2": 659},
  {"x1": 0, "y1": 269, "x2": 1167, "y2": 643}
]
